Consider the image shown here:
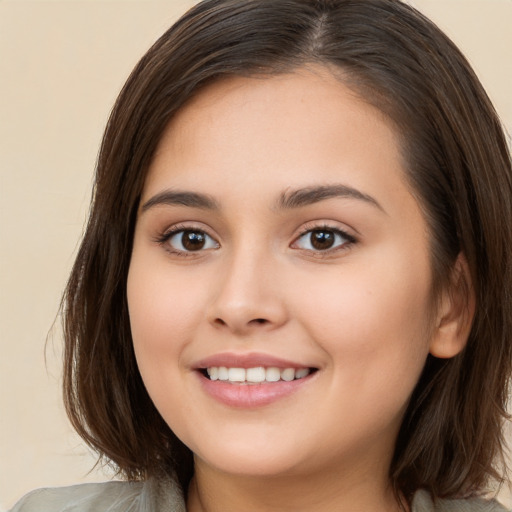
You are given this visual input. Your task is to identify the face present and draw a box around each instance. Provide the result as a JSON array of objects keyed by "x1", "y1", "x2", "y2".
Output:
[{"x1": 127, "y1": 68, "x2": 437, "y2": 482}]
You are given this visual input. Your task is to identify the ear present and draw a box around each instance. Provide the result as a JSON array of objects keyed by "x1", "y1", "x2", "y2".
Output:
[{"x1": 429, "y1": 253, "x2": 475, "y2": 359}]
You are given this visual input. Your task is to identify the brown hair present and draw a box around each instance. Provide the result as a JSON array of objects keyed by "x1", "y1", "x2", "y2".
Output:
[{"x1": 62, "y1": 0, "x2": 512, "y2": 502}]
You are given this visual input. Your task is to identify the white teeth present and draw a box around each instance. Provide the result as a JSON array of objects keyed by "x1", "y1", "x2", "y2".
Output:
[
  {"x1": 281, "y1": 368, "x2": 295, "y2": 382},
  {"x1": 246, "y1": 367, "x2": 266, "y2": 383},
  {"x1": 207, "y1": 367, "x2": 219, "y2": 381},
  {"x1": 265, "y1": 367, "x2": 281, "y2": 382},
  {"x1": 218, "y1": 366, "x2": 229, "y2": 381},
  {"x1": 228, "y1": 368, "x2": 246, "y2": 382},
  {"x1": 295, "y1": 368, "x2": 310, "y2": 379},
  {"x1": 204, "y1": 366, "x2": 311, "y2": 383}
]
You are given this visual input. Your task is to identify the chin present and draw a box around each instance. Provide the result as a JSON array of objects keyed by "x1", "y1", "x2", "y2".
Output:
[{"x1": 191, "y1": 438, "x2": 310, "y2": 478}]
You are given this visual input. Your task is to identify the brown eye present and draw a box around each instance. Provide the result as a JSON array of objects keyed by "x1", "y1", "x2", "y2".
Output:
[
  {"x1": 168, "y1": 229, "x2": 218, "y2": 252},
  {"x1": 293, "y1": 227, "x2": 354, "y2": 252},
  {"x1": 182, "y1": 231, "x2": 206, "y2": 251},
  {"x1": 310, "y1": 230, "x2": 335, "y2": 250}
]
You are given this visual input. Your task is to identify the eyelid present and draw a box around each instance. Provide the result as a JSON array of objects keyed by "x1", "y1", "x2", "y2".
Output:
[
  {"x1": 290, "y1": 222, "x2": 357, "y2": 253},
  {"x1": 153, "y1": 220, "x2": 356, "y2": 257},
  {"x1": 154, "y1": 223, "x2": 220, "y2": 255}
]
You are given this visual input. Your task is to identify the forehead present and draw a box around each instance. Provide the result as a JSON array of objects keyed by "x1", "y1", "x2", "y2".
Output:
[
  {"x1": 144, "y1": 67, "x2": 407, "y2": 201},
  {"x1": 162, "y1": 68, "x2": 394, "y2": 145}
]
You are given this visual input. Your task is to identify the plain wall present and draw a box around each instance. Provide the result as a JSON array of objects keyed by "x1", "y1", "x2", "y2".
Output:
[{"x1": 1, "y1": 1, "x2": 511, "y2": 510}]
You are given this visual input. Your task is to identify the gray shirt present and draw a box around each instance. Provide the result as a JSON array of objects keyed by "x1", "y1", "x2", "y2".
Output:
[{"x1": 9, "y1": 478, "x2": 509, "y2": 512}]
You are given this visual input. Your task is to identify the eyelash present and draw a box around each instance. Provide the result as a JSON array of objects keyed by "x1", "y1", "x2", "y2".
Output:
[
  {"x1": 155, "y1": 223, "x2": 357, "y2": 257},
  {"x1": 154, "y1": 223, "x2": 218, "y2": 257},
  {"x1": 292, "y1": 224, "x2": 357, "y2": 256}
]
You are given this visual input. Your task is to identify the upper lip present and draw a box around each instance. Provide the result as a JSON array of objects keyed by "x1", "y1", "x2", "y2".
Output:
[{"x1": 194, "y1": 352, "x2": 314, "y2": 370}]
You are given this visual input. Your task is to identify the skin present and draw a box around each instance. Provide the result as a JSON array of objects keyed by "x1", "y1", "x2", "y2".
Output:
[{"x1": 127, "y1": 67, "x2": 469, "y2": 512}]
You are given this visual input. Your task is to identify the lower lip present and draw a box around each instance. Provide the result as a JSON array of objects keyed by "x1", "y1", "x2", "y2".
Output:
[{"x1": 197, "y1": 372, "x2": 314, "y2": 408}]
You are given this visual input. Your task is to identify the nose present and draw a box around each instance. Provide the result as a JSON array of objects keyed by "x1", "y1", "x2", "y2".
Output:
[{"x1": 207, "y1": 247, "x2": 288, "y2": 335}]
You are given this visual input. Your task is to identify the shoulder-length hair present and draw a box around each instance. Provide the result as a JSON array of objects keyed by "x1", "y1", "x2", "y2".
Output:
[{"x1": 63, "y1": 0, "x2": 512, "y2": 502}]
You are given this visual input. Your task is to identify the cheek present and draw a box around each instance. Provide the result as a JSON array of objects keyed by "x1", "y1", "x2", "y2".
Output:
[
  {"x1": 126, "y1": 258, "x2": 213, "y2": 431},
  {"x1": 126, "y1": 256, "x2": 208, "y2": 381},
  {"x1": 128, "y1": 257, "x2": 205, "y2": 335},
  {"x1": 293, "y1": 245, "x2": 433, "y2": 391}
]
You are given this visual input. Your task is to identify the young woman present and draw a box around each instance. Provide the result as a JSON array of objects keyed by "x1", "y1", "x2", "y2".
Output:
[{"x1": 11, "y1": 0, "x2": 512, "y2": 511}]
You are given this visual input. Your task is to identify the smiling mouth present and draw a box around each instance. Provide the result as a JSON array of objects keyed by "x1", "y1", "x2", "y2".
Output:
[{"x1": 200, "y1": 366, "x2": 317, "y2": 384}]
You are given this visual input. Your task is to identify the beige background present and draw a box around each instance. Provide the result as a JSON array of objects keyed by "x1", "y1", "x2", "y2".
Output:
[{"x1": 1, "y1": 1, "x2": 511, "y2": 510}]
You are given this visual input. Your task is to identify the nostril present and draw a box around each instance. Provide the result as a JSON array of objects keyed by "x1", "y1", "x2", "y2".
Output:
[{"x1": 211, "y1": 317, "x2": 271, "y2": 329}]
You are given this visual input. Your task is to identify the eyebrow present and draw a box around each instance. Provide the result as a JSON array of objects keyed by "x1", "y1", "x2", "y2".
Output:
[
  {"x1": 141, "y1": 184, "x2": 384, "y2": 214},
  {"x1": 277, "y1": 184, "x2": 384, "y2": 212},
  {"x1": 141, "y1": 190, "x2": 220, "y2": 213}
]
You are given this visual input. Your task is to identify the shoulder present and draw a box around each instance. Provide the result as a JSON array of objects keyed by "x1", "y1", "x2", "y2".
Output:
[
  {"x1": 412, "y1": 489, "x2": 510, "y2": 512},
  {"x1": 9, "y1": 481, "x2": 144, "y2": 512},
  {"x1": 9, "y1": 478, "x2": 185, "y2": 512}
]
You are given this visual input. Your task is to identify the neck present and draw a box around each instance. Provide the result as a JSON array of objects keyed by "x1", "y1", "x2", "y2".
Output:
[{"x1": 186, "y1": 458, "x2": 406, "y2": 512}]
